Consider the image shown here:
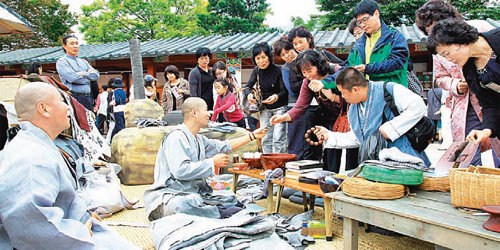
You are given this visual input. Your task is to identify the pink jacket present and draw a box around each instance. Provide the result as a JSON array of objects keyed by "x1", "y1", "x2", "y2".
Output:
[
  {"x1": 211, "y1": 93, "x2": 244, "y2": 123},
  {"x1": 433, "y1": 20, "x2": 499, "y2": 151}
]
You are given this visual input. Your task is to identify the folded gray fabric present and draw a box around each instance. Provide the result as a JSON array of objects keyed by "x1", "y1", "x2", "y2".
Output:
[
  {"x1": 288, "y1": 194, "x2": 325, "y2": 208},
  {"x1": 151, "y1": 210, "x2": 276, "y2": 250},
  {"x1": 266, "y1": 210, "x2": 315, "y2": 248},
  {"x1": 378, "y1": 147, "x2": 426, "y2": 170}
]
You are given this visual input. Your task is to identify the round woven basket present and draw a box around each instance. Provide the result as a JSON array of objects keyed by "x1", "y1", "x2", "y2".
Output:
[
  {"x1": 417, "y1": 177, "x2": 450, "y2": 192},
  {"x1": 342, "y1": 177, "x2": 405, "y2": 200}
]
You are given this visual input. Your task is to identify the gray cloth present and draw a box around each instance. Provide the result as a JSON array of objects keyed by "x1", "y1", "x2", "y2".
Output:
[
  {"x1": 151, "y1": 210, "x2": 276, "y2": 250},
  {"x1": 378, "y1": 147, "x2": 426, "y2": 170},
  {"x1": 134, "y1": 118, "x2": 168, "y2": 128},
  {"x1": 266, "y1": 210, "x2": 315, "y2": 248},
  {"x1": 144, "y1": 124, "x2": 234, "y2": 221},
  {"x1": 262, "y1": 168, "x2": 284, "y2": 197}
]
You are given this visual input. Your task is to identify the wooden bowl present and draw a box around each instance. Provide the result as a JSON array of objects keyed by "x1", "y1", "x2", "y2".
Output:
[
  {"x1": 260, "y1": 153, "x2": 297, "y2": 170},
  {"x1": 241, "y1": 157, "x2": 263, "y2": 168},
  {"x1": 318, "y1": 176, "x2": 344, "y2": 193}
]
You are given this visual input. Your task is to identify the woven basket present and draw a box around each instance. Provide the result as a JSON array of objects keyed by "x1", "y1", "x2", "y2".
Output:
[
  {"x1": 417, "y1": 177, "x2": 450, "y2": 192},
  {"x1": 449, "y1": 166, "x2": 500, "y2": 209},
  {"x1": 342, "y1": 177, "x2": 405, "y2": 200}
]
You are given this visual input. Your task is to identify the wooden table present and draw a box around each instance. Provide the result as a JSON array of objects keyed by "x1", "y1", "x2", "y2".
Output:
[
  {"x1": 326, "y1": 191, "x2": 500, "y2": 250},
  {"x1": 229, "y1": 168, "x2": 333, "y2": 241}
]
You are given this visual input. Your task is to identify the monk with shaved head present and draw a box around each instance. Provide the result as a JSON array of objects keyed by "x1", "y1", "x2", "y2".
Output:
[
  {"x1": 145, "y1": 97, "x2": 268, "y2": 220},
  {"x1": 0, "y1": 82, "x2": 137, "y2": 249}
]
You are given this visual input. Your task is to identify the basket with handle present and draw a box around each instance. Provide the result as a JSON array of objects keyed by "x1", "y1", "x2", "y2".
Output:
[{"x1": 449, "y1": 166, "x2": 500, "y2": 209}]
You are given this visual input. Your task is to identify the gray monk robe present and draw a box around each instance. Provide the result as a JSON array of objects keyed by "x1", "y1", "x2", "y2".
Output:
[{"x1": 144, "y1": 124, "x2": 238, "y2": 221}]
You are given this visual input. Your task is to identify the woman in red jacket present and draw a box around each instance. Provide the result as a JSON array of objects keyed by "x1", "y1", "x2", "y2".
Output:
[{"x1": 211, "y1": 78, "x2": 245, "y2": 128}]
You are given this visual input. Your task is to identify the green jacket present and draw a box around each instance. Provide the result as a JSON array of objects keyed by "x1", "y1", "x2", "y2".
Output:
[{"x1": 347, "y1": 22, "x2": 409, "y2": 87}]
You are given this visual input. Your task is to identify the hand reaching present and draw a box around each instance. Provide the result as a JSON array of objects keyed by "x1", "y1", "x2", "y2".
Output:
[{"x1": 252, "y1": 126, "x2": 269, "y2": 140}]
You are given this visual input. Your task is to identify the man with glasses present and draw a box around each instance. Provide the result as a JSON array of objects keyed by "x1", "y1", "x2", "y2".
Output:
[
  {"x1": 189, "y1": 47, "x2": 216, "y2": 110},
  {"x1": 345, "y1": 0, "x2": 410, "y2": 87}
]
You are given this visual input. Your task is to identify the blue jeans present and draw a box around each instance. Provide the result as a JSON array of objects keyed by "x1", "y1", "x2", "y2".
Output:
[
  {"x1": 260, "y1": 106, "x2": 287, "y2": 153},
  {"x1": 72, "y1": 93, "x2": 93, "y2": 111},
  {"x1": 111, "y1": 112, "x2": 125, "y2": 140}
]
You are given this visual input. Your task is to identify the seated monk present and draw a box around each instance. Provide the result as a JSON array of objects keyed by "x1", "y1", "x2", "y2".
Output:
[
  {"x1": 144, "y1": 97, "x2": 268, "y2": 220},
  {"x1": 0, "y1": 82, "x2": 137, "y2": 249}
]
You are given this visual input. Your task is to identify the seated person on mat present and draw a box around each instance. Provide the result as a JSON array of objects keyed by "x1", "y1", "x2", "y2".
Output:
[
  {"x1": 144, "y1": 97, "x2": 268, "y2": 221},
  {"x1": 0, "y1": 82, "x2": 137, "y2": 249}
]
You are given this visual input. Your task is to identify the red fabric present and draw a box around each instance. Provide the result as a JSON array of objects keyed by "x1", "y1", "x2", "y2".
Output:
[
  {"x1": 69, "y1": 96, "x2": 91, "y2": 132},
  {"x1": 287, "y1": 79, "x2": 314, "y2": 122},
  {"x1": 211, "y1": 93, "x2": 244, "y2": 122}
]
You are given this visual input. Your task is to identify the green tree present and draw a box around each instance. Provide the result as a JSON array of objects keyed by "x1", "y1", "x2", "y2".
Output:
[
  {"x1": 0, "y1": 0, "x2": 77, "y2": 50},
  {"x1": 79, "y1": 0, "x2": 208, "y2": 43},
  {"x1": 197, "y1": 0, "x2": 271, "y2": 34},
  {"x1": 314, "y1": 0, "x2": 500, "y2": 30},
  {"x1": 291, "y1": 16, "x2": 319, "y2": 31}
]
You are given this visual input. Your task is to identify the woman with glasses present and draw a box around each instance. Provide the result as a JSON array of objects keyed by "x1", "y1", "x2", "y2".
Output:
[
  {"x1": 428, "y1": 19, "x2": 500, "y2": 165},
  {"x1": 188, "y1": 47, "x2": 215, "y2": 110},
  {"x1": 211, "y1": 61, "x2": 242, "y2": 109}
]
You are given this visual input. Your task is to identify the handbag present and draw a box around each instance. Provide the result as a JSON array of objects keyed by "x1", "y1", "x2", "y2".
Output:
[
  {"x1": 242, "y1": 70, "x2": 264, "y2": 118},
  {"x1": 332, "y1": 98, "x2": 350, "y2": 133},
  {"x1": 383, "y1": 82, "x2": 435, "y2": 152}
]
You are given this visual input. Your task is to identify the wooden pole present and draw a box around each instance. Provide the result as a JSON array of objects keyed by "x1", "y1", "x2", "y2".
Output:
[{"x1": 129, "y1": 38, "x2": 145, "y2": 99}]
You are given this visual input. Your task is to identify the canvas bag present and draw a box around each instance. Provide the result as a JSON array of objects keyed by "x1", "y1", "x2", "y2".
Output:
[{"x1": 242, "y1": 70, "x2": 264, "y2": 118}]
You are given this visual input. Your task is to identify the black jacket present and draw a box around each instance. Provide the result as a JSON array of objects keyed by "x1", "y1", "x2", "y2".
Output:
[
  {"x1": 245, "y1": 64, "x2": 288, "y2": 109},
  {"x1": 462, "y1": 27, "x2": 500, "y2": 138}
]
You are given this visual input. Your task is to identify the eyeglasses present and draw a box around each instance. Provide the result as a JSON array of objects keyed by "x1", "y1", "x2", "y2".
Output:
[{"x1": 356, "y1": 16, "x2": 371, "y2": 26}]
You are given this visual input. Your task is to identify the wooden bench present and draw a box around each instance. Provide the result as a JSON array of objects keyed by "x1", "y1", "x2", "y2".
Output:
[
  {"x1": 229, "y1": 168, "x2": 333, "y2": 241},
  {"x1": 326, "y1": 191, "x2": 500, "y2": 250}
]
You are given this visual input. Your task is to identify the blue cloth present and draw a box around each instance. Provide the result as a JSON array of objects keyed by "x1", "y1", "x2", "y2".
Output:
[
  {"x1": 281, "y1": 67, "x2": 295, "y2": 99},
  {"x1": 287, "y1": 106, "x2": 306, "y2": 160},
  {"x1": 348, "y1": 81, "x2": 430, "y2": 165},
  {"x1": 112, "y1": 112, "x2": 125, "y2": 139},
  {"x1": 0, "y1": 122, "x2": 136, "y2": 249},
  {"x1": 113, "y1": 89, "x2": 127, "y2": 105},
  {"x1": 56, "y1": 54, "x2": 99, "y2": 94}
]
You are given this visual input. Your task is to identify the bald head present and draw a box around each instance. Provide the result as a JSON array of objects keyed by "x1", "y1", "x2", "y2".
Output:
[
  {"x1": 182, "y1": 97, "x2": 207, "y2": 119},
  {"x1": 15, "y1": 82, "x2": 59, "y2": 121}
]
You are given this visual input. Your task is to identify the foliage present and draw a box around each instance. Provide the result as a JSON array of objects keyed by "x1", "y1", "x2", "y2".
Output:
[
  {"x1": 314, "y1": 0, "x2": 500, "y2": 30},
  {"x1": 291, "y1": 16, "x2": 319, "y2": 31},
  {"x1": 79, "y1": 0, "x2": 209, "y2": 43},
  {"x1": 0, "y1": 0, "x2": 77, "y2": 50},
  {"x1": 197, "y1": 0, "x2": 271, "y2": 34}
]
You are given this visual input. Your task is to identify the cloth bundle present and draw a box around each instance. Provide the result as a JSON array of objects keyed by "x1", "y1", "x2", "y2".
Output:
[
  {"x1": 206, "y1": 121, "x2": 238, "y2": 133},
  {"x1": 378, "y1": 147, "x2": 427, "y2": 171},
  {"x1": 262, "y1": 168, "x2": 284, "y2": 197},
  {"x1": 151, "y1": 210, "x2": 280, "y2": 250},
  {"x1": 265, "y1": 210, "x2": 316, "y2": 248}
]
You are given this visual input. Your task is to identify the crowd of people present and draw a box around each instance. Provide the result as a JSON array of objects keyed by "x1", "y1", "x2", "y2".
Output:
[{"x1": 0, "y1": 0, "x2": 499, "y2": 248}]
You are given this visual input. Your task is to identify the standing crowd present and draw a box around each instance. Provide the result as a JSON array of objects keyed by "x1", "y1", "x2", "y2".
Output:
[{"x1": 0, "y1": 0, "x2": 499, "y2": 249}]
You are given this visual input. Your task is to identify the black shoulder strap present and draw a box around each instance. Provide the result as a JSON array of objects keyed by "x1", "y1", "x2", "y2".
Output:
[{"x1": 382, "y1": 82, "x2": 400, "y2": 123}]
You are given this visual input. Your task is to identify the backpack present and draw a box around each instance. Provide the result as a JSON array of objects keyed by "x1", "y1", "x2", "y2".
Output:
[{"x1": 383, "y1": 83, "x2": 435, "y2": 152}]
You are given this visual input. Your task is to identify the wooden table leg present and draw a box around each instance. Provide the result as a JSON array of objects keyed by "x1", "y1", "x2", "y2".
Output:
[
  {"x1": 325, "y1": 197, "x2": 333, "y2": 241},
  {"x1": 343, "y1": 217, "x2": 358, "y2": 250},
  {"x1": 302, "y1": 192, "x2": 308, "y2": 212},
  {"x1": 309, "y1": 194, "x2": 316, "y2": 211},
  {"x1": 266, "y1": 183, "x2": 274, "y2": 213},
  {"x1": 232, "y1": 173, "x2": 239, "y2": 193},
  {"x1": 275, "y1": 185, "x2": 284, "y2": 213}
]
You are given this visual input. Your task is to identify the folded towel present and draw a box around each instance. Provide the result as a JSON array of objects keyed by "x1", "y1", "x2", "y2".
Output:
[{"x1": 378, "y1": 147, "x2": 426, "y2": 170}]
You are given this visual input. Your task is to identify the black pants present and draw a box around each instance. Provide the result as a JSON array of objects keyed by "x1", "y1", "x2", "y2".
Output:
[
  {"x1": 97, "y1": 114, "x2": 107, "y2": 134},
  {"x1": 72, "y1": 93, "x2": 94, "y2": 111},
  {"x1": 324, "y1": 148, "x2": 359, "y2": 173}
]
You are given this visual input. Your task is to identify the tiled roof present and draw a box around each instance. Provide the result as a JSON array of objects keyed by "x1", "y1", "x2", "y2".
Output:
[{"x1": 0, "y1": 19, "x2": 498, "y2": 66}]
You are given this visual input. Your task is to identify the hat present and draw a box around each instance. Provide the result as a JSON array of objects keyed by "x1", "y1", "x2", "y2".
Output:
[
  {"x1": 144, "y1": 74, "x2": 158, "y2": 83},
  {"x1": 112, "y1": 78, "x2": 124, "y2": 88}
]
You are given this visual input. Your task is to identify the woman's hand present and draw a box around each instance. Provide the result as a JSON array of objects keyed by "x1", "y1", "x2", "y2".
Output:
[
  {"x1": 313, "y1": 126, "x2": 329, "y2": 142},
  {"x1": 457, "y1": 81, "x2": 469, "y2": 94},
  {"x1": 252, "y1": 127, "x2": 269, "y2": 140},
  {"x1": 466, "y1": 129, "x2": 492, "y2": 144},
  {"x1": 320, "y1": 89, "x2": 340, "y2": 103},
  {"x1": 247, "y1": 93, "x2": 256, "y2": 104},
  {"x1": 262, "y1": 94, "x2": 278, "y2": 104},
  {"x1": 308, "y1": 80, "x2": 324, "y2": 92},
  {"x1": 270, "y1": 114, "x2": 291, "y2": 125}
]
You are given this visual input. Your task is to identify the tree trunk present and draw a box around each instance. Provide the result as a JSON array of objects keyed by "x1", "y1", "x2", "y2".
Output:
[{"x1": 129, "y1": 38, "x2": 145, "y2": 99}]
